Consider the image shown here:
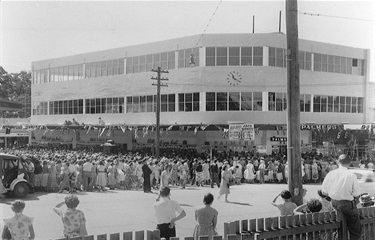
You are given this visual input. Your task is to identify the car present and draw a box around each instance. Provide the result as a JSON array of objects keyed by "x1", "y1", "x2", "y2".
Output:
[
  {"x1": 0, "y1": 153, "x2": 32, "y2": 198},
  {"x1": 348, "y1": 168, "x2": 375, "y2": 196}
]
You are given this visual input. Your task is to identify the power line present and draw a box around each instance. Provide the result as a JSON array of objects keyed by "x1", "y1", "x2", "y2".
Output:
[
  {"x1": 194, "y1": 0, "x2": 223, "y2": 48},
  {"x1": 297, "y1": 10, "x2": 375, "y2": 22}
]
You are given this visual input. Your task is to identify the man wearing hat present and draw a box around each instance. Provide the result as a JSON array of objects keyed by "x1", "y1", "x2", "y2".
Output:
[{"x1": 154, "y1": 187, "x2": 186, "y2": 240}]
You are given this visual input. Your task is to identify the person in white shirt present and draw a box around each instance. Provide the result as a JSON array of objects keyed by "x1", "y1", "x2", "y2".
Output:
[
  {"x1": 154, "y1": 187, "x2": 186, "y2": 240},
  {"x1": 322, "y1": 154, "x2": 362, "y2": 240},
  {"x1": 82, "y1": 159, "x2": 93, "y2": 191}
]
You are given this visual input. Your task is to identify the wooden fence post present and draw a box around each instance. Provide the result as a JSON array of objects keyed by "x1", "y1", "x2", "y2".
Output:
[
  {"x1": 109, "y1": 233, "x2": 120, "y2": 240},
  {"x1": 198, "y1": 236, "x2": 209, "y2": 240},
  {"x1": 97, "y1": 234, "x2": 107, "y2": 240},
  {"x1": 147, "y1": 230, "x2": 160, "y2": 240},
  {"x1": 124, "y1": 231, "x2": 133, "y2": 240},
  {"x1": 213, "y1": 235, "x2": 223, "y2": 240},
  {"x1": 241, "y1": 220, "x2": 249, "y2": 233},
  {"x1": 135, "y1": 231, "x2": 144, "y2": 240}
]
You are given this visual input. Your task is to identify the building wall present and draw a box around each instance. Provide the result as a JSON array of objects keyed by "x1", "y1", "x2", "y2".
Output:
[{"x1": 31, "y1": 33, "x2": 369, "y2": 126}]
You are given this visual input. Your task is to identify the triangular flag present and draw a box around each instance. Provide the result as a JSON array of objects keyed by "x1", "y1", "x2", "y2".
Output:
[{"x1": 98, "y1": 127, "x2": 106, "y2": 137}]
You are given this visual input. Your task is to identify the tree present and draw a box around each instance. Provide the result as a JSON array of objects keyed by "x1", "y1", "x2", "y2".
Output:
[{"x1": 0, "y1": 66, "x2": 32, "y2": 118}]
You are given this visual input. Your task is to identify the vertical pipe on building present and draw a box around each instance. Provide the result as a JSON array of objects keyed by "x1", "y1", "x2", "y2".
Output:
[
  {"x1": 252, "y1": 15, "x2": 255, "y2": 33},
  {"x1": 286, "y1": 0, "x2": 303, "y2": 205}
]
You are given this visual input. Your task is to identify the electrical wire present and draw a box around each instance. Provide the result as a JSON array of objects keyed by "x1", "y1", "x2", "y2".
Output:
[
  {"x1": 297, "y1": 10, "x2": 375, "y2": 22},
  {"x1": 194, "y1": 0, "x2": 223, "y2": 48}
]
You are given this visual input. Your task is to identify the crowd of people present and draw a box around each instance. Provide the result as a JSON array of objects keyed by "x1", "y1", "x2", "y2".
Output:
[
  {"x1": 1, "y1": 147, "x2": 375, "y2": 196},
  {"x1": 1, "y1": 146, "x2": 375, "y2": 240}
]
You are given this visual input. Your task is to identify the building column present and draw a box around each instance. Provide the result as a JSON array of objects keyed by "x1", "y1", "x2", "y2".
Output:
[
  {"x1": 200, "y1": 47, "x2": 206, "y2": 66},
  {"x1": 263, "y1": 47, "x2": 269, "y2": 66},
  {"x1": 262, "y1": 92, "x2": 269, "y2": 111}
]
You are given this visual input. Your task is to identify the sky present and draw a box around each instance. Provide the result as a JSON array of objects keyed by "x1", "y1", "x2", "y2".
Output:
[{"x1": 0, "y1": 0, "x2": 374, "y2": 81}]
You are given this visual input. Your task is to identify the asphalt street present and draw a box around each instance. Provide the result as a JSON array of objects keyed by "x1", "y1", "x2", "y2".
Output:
[{"x1": 0, "y1": 183, "x2": 322, "y2": 240}]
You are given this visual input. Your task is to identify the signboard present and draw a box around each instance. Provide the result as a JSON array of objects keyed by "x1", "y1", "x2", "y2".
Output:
[
  {"x1": 256, "y1": 145, "x2": 267, "y2": 154},
  {"x1": 0, "y1": 132, "x2": 29, "y2": 137},
  {"x1": 229, "y1": 123, "x2": 255, "y2": 141}
]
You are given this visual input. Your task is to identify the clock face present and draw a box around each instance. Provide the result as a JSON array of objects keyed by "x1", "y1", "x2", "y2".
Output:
[{"x1": 226, "y1": 71, "x2": 242, "y2": 86}]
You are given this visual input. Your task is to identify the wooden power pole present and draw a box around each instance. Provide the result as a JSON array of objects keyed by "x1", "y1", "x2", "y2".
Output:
[
  {"x1": 151, "y1": 67, "x2": 168, "y2": 158},
  {"x1": 286, "y1": 0, "x2": 303, "y2": 205}
]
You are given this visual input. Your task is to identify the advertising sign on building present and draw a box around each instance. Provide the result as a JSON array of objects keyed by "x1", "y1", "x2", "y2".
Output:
[{"x1": 229, "y1": 123, "x2": 255, "y2": 141}]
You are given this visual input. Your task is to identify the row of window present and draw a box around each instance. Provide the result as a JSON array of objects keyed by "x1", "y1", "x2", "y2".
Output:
[
  {"x1": 32, "y1": 93, "x2": 364, "y2": 115},
  {"x1": 206, "y1": 47, "x2": 263, "y2": 67},
  {"x1": 207, "y1": 46, "x2": 366, "y2": 77},
  {"x1": 313, "y1": 95, "x2": 363, "y2": 113},
  {"x1": 32, "y1": 58, "x2": 125, "y2": 84},
  {"x1": 85, "y1": 59, "x2": 124, "y2": 79},
  {"x1": 125, "y1": 48, "x2": 199, "y2": 74},
  {"x1": 206, "y1": 92, "x2": 263, "y2": 111},
  {"x1": 32, "y1": 46, "x2": 367, "y2": 84},
  {"x1": 85, "y1": 98, "x2": 125, "y2": 114}
]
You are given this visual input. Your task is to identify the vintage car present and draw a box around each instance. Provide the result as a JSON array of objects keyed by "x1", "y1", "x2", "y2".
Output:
[
  {"x1": 349, "y1": 168, "x2": 375, "y2": 196},
  {"x1": 0, "y1": 153, "x2": 31, "y2": 198}
]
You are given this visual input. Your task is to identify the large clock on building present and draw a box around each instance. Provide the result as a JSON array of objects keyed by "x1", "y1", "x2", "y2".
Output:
[{"x1": 226, "y1": 71, "x2": 242, "y2": 86}]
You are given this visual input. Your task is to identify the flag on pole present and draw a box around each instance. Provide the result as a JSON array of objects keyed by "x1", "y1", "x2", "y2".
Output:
[
  {"x1": 134, "y1": 128, "x2": 139, "y2": 139},
  {"x1": 194, "y1": 127, "x2": 198, "y2": 135}
]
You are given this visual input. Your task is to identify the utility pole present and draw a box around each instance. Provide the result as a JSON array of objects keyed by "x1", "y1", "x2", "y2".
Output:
[
  {"x1": 286, "y1": 0, "x2": 303, "y2": 205},
  {"x1": 151, "y1": 67, "x2": 168, "y2": 158}
]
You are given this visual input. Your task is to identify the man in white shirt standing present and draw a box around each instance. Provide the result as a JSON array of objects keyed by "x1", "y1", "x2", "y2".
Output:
[
  {"x1": 322, "y1": 154, "x2": 362, "y2": 240},
  {"x1": 82, "y1": 159, "x2": 93, "y2": 191},
  {"x1": 154, "y1": 187, "x2": 186, "y2": 240}
]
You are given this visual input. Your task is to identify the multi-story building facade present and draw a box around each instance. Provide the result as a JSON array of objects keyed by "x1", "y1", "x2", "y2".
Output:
[{"x1": 30, "y1": 33, "x2": 371, "y2": 154}]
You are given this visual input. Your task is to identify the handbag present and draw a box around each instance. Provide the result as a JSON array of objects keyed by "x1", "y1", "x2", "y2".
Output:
[{"x1": 2, "y1": 226, "x2": 12, "y2": 240}]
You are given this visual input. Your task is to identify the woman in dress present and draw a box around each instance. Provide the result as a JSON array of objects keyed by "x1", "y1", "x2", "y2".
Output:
[
  {"x1": 75, "y1": 161, "x2": 83, "y2": 191},
  {"x1": 58, "y1": 162, "x2": 70, "y2": 193},
  {"x1": 96, "y1": 161, "x2": 107, "y2": 191},
  {"x1": 107, "y1": 162, "x2": 117, "y2": 190},
  {"x1": 53, "y1": 195, "x2": 87, "y2": 238},
  {"x1": 218, "y1": 165, "x2": 230, "y2": 202},
  {"x1": 202, "y1": 160, "x2": 211, "y2": 185},
  {"x1": 258, "y1": 160, "x2": 266, "y2": 184},
  {"x1": 244, "y1": 160, "x2": 255, "y2": 183},
  {"x1": 156, "y1": 164, "x2": 172, "y2": 201},
  {"x1": 195, "y1": 161, "x2": 204, "y2": 187},
  {"x1": 48, "y1": 161, "x2": 58, "y2": 192},
  {"x1": 267, "y1": 161, "x2": 275, "y2": 183},
  {"x1": 3, "y1": 200, "x2": 35, "y2": 240},
  {"x1": 311, "y1": 160, "x2": 319, "y2": 183},
  {"x1": 170, "y1": 161, "x2": 179, "y2": 186},
  {"x1": 193, "y1": 193, "x2": 218, "y2": 240},
  {"x1": 41, "y1": 160, "x2": 49, "y2": 192}
]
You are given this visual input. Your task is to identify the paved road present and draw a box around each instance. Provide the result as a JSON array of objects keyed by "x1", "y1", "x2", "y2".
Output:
[{"x1": 0, "y1": 183, "x2": 322, "y2": 240}]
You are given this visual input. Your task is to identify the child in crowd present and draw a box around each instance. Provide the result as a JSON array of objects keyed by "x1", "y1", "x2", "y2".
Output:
[
  {"x1": 294, "y1": 198, "x2": 323, "y2": 214},
  {"x1": 271, "y1": 190, "x2": 297, "y2": 216}
]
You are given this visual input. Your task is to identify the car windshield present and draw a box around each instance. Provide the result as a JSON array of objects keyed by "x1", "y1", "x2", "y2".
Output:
[{"x1": 353, "y1": 172, "x2": 363, "y2": 180}]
